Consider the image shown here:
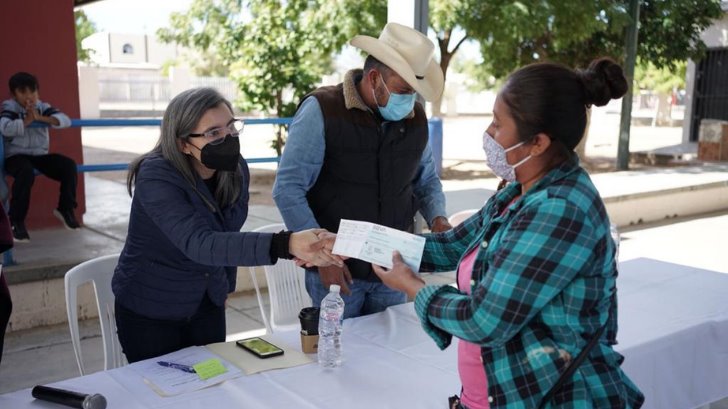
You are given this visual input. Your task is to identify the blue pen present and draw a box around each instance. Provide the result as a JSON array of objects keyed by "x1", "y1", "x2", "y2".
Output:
[{"x1": 157, "y1": 360, "x2": 196, "y2": 374}]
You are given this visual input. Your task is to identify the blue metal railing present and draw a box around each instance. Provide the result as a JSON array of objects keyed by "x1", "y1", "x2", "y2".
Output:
[
  {"x1": 2, "y1": 116, "x2": 444, "y2": 266},
  {"x1": 1, "y1": 117, "x2": 293, "y2": 265},
  {"x1": 36, "y1": 118, "x2": 291, "y2": 171}
]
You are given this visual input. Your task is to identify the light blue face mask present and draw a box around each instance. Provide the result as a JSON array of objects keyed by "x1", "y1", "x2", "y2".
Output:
[{"x1": 373, "y1": 78, "x2": 416, "y2": 121}]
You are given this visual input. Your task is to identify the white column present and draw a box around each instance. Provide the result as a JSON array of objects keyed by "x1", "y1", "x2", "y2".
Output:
[
  {"x1": 77, "y1": 65, "x2": 100, "y2": 119},
  {"x1": 169, "y1": 66, "x2": 192, "y2": 98},
  {"x1": 387, "y1": 0, "x2": 428, "y2": 34}
]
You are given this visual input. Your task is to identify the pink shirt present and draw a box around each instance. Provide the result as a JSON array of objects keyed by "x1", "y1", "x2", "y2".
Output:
[{"x1": 457, "y1": 248, "x2": 490, "y2": 409}]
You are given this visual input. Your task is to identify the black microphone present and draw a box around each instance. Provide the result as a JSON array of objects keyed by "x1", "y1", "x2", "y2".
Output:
[{"x1": 31, "y1": 385, "x2": 107, "y2": 409}]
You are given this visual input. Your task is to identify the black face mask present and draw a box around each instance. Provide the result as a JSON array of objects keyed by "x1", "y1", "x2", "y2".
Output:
[{"x1": 189, "y1": 135, "x2": 240, "y2": 171}]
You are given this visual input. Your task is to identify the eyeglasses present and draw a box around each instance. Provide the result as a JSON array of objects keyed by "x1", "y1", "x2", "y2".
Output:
[{"x1": 187, "y1": 120, "x2": 244, "y2": 146}]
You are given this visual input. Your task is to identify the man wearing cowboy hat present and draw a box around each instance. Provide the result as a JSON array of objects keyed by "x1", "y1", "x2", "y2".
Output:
[{"x1": 273, "y1": 23, "x2": 451, "y2": 319}]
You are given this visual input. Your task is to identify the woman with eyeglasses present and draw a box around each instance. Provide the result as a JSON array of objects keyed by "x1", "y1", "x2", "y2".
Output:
[{"x1": 112, "y1": 87, "x2": 342, "y2": 362}]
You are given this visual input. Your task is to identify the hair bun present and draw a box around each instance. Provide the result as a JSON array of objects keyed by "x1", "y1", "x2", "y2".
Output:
[{"x1": 577, "y1": 58, "x2": 628, "y2": 107}]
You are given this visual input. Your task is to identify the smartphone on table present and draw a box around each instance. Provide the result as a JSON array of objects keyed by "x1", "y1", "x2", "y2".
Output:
[{"x1": 236, "y1": 337, "x2": 285, "y2": 359}]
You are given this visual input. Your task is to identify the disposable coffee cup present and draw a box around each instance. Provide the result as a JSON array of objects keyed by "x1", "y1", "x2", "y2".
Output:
[{"x1": 299, "y1": 307, "x2": 320, "y2": 353}]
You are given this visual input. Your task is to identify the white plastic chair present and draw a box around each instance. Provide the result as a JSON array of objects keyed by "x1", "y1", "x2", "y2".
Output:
[
  {"x1": 64, "y1": 253, "x2": 126, "y2": 375},
  {"x1": 250, "y1": 223, "x2": 312, "y2": 333},
  {"x1": 448, "y1": 209, "x2": 479, "y2": 227}
]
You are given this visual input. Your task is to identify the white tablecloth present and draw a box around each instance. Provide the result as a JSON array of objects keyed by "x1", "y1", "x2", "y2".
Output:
[
  {"x1": 0, "y1": 304, "x2": 460, "y2": 409},
  {"x1": 615, "y1": 258, "x2": 728, "y2": 409},
  {"x1": 1, "y1": 257, "x2": 727, "y2": 408}
]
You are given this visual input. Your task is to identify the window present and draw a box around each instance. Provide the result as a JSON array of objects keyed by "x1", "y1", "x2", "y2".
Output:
[{"x1": 122, "y1": 43, "x2": 134, "y2": 54}]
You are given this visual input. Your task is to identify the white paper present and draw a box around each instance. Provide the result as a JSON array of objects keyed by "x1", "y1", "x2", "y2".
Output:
[
  {"x1": 333, "y1": 219, "x2": 426, "y2": 271},
  {"x1": 206, "y1": 336, "x2": 313, "y2": 375},
  {"x1": 128, "y1": 346, "x2": 242, "y2": 396}
]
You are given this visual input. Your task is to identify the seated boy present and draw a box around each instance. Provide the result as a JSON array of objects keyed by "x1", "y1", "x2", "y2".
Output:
[{"x1": 0, "y1": 72, "x2": 79, "y2": 242}]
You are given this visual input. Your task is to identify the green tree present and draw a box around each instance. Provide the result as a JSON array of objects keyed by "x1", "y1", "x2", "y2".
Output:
[
  {"x1": 158, "y1": 0, "x2": 380, "y2": 154},
  {"x1": 634, "y1": 60, "x2": 686, "y2": 94},
  {"x1": 634, "y1": 59, "x2": 687, "y2": 125},
  {"x1": 75, "y1": 10, "x2": 97, "y2": 62},
  {"x1": 316, "y1": 0, "x2": 387, "y2": 44},
  {"x1": 470, "y1": 0, "x2": 722, "y2": 80}
]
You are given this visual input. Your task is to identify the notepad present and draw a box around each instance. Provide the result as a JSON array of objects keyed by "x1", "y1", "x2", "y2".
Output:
[
  {"x1": 192, "y1": 358, "x2": 227, "y2": 380},
  {"x1": 129, "y1": 346, "x2": 242, "y2": 396}
]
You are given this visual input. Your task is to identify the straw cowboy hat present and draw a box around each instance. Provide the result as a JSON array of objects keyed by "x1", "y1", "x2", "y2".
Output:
[{"x1": 350, "y1": 22, "x2": 444, "y2": 101}]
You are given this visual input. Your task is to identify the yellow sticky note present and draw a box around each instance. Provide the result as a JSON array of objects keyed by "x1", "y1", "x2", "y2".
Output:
[{"x1": 192, "y1": 358, "x2": 227, "y2": 380}]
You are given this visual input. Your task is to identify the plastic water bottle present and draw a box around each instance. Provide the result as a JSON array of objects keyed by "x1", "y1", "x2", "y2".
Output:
[
  {"x1": 318, "y1": 284, "x2": 345, "y2": 368},
  {"x1": 610, "y1": 223, "x2": 621, "y2": 262}
]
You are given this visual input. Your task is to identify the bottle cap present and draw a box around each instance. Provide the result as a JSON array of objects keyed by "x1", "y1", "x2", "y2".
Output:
[{"x1": 330, "y1": 284, "x2": 341, "y2": 293}]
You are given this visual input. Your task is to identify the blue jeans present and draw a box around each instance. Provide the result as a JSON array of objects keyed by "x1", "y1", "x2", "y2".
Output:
[
  {"x1": 305, "y1": 270, "x2": 406, "y2": 319},
  {"x1": 115, "y1": 294, "x2": 225, "y2": 363}
]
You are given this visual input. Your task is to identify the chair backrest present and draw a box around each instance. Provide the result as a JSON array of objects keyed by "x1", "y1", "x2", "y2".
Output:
[
  {"x1": 250, "y1": 224, "x2": 312, "y2": 333},
  {"x1": 64, "y1": 253, "x2": 125, "y2": 375},
  {"x1": 448, "y1": 209, "x2": 479, "y2": 227}
]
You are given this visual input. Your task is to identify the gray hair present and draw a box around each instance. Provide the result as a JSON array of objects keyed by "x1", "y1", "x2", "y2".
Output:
[{"x1": 127, "y1": 87, "x2": 242, "y2": 208}]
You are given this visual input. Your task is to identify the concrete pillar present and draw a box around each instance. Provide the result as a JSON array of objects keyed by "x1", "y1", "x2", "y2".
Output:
[
  {"x1": 169, "y1": 66, "x2": 191, "y2": 98},
  {"x1": 0, "y1": 0, "x2": 85, "y2": 229},
  {"x1": 697, "y1": 120, "x2": 728, "y2": 161},
  {"x1": 387, "y1": 0, "x2": 428, "y2": 34},
  {"x1": 445, "y1": 80, "x2": 459, "y2": 117},
  {"x1": 78, "y1": 65, "x2": 100, "y2": 119}
]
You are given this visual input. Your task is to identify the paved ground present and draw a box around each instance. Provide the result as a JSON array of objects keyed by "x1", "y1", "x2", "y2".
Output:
[{"x1": 2, "y1": 112, "x2": 728, "y2": 408}]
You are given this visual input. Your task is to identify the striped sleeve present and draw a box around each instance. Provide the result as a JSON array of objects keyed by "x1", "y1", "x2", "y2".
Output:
[
  {"x1": 416, "y1": 198, "x2": 597, "y2": 346},
  {"x1": 0, "y1": 110, "x2": 19, "y2": 120},
  {"x1": 0, "y1": 102, "x2": 24, "y2": 137},
  {"x1": 40, "y1": 102, "x2": 71, "y2": 128}
]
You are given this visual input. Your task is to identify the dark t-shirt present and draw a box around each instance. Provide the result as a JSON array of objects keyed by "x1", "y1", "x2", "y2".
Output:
[{"x1": 203, "y1": 175, "x2": 218, "y2": 198}]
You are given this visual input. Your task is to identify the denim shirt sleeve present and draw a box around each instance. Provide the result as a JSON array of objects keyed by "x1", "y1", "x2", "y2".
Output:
[
  {"x1": 412, "y1": 142, "x2": 447, "y2": 226},
  {"x1": 272, "y1": 97, "x2": 325, "y2": 231}
]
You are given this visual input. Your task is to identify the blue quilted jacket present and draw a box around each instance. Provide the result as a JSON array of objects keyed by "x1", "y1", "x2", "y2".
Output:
[{"x1": 112, "y1": 154, "x2": 274, "y2": 320}]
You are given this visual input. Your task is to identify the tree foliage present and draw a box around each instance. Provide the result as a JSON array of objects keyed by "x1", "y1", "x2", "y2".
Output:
[
  {"x1": 157, "y1": 0, "x2": 723, "y2": 142},
  {"x1": 468, "y1": 0, "x2": 722, "y2": 80},
  {"x1": 318, "y1": 0, "x2": 387, "y2": 43},
  {"x1": 157, "y1": 0, "x2": 384, "y2": 154},
  {"x1": 634, "y1": 59, "x2": 686, "y2": 94},
  {"x1": 74, "y1": 10, "x2": 97, "y2": 62}
]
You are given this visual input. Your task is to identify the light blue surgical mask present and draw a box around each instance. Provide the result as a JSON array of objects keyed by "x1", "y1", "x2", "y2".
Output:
[{"x1": 373, "y1": 79, "x2": 416, "y2": 121}]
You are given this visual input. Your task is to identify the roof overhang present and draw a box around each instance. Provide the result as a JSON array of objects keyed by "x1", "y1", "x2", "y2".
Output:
[{"x1": 75, "y1": 0, "x2": 104, "y2": 7}]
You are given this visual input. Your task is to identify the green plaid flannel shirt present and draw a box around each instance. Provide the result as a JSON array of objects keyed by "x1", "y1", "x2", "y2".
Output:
[{"x1": 414, "y1": 155, "x2": 644, "y2": 408}]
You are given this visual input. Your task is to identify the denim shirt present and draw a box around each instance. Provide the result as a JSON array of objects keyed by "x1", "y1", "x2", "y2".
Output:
[{"x1": 273, "y1": 97, "x2": 446, "y2": 231}]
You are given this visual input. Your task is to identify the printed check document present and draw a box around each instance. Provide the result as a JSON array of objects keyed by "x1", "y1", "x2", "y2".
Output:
[{"x1": 332, "y1": 219, "x2": 426, "y2": 271}]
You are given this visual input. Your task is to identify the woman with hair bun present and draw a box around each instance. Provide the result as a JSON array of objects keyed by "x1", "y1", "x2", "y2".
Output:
[{"x1": 372, "y1": 58, "x2": 644, "y2": 408}]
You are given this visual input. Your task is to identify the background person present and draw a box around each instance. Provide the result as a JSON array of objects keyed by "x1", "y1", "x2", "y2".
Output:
[
  {"x1": 373, "y1": 58, "x2": 644, "y2": 408},
  {"x1": 0, "y1": 72, "x2": 78, "y2": 242}
]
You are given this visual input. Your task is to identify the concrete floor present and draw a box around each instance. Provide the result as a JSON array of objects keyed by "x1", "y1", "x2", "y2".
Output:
[{"x1": 2, "y1": 114, "x2": 728, "y2": 406}]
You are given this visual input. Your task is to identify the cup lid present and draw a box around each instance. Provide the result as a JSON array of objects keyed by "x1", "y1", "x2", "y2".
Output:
[{"x1": 299, "y1": 307, "x2": 320, "y2": 320}]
